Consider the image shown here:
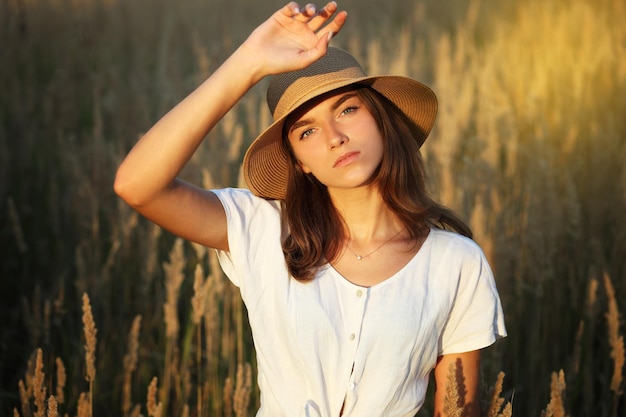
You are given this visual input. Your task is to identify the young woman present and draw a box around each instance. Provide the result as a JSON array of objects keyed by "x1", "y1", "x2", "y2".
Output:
[{"x1": 114, "y1": 2, "x2": 506, "y2": 416}]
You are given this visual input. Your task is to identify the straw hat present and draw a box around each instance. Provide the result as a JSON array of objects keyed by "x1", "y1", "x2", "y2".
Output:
[{"x1": 242, "y1": 47, "x2": 438, "y2": 200}]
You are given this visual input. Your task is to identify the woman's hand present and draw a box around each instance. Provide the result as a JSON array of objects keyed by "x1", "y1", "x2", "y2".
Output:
[{"x1": 241, "y1": 2, "x2": 348, "y2": 77}]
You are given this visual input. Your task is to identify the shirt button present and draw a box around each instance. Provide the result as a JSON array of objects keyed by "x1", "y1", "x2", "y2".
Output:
[
  {"x1": 349, "y1": 333, "x2": 356, "y2": 341},
  {"x1": 348, "y1": 382, "x2": 356, "y2": 390},
  {"x1": 356, "y1": 289, "x2": 363, "y2": 297}
]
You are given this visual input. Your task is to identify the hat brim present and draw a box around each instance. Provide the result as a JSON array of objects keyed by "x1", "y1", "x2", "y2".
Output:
[{"x1": 243, "y1": 75, "x2": 437, "y2": 200}]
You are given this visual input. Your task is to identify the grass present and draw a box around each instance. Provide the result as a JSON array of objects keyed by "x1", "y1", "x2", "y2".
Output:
[{"x1": 1, "y1": 0, "x2": 625, "y2": 415}]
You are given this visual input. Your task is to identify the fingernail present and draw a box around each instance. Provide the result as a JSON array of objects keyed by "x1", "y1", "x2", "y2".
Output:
[{"x1": 327, "y1": 31, "x2": 333, "y2": 42}]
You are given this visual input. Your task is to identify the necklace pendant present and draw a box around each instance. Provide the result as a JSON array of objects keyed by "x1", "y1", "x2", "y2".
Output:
[{"x1": 356, "y1": 255, "x2": 363, "y2": 260}]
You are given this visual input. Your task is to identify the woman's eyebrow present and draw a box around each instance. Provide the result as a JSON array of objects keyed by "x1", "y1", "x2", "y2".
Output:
[
  {"x1": 288, "y1": 118, "x2": 314, "y2": 135},
  {"x1": 288, "y1": 92, "x2": 359, "y2": 135},
  {"x1": 331, "y1": 92, "x2": 358, "y2": 111}
]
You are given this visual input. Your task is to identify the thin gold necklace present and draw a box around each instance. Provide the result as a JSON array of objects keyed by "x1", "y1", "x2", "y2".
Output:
[{"x1": 346, "y1": 229, "x2": 404, "y2": 260}]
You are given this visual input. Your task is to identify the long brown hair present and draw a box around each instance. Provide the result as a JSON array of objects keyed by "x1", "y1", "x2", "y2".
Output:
[{"x1": 281, "y1": 85, "x2": 472, "y2": 281}]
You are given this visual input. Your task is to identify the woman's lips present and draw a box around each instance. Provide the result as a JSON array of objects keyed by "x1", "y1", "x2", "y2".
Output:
[{"x1": 333, "y1": 151, "x2": 360, "y2": 168}]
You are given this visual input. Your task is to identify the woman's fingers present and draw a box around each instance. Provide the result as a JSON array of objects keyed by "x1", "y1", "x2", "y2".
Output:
[
  {"x1": 292, "y1": 3, "x2": 318, "y2": 21},
  {"x1": 306, "y1": 2, "x2": 337, "y2": 30},
  {"x1": 282, "y1": 2, "x2": 314, "y2": 19},
  {"x1": 284, "y1": 2, "x2": 345, "y2": 34},
  {"x1": 315, "y1": 5, "x2": 347, "y2": 39}
]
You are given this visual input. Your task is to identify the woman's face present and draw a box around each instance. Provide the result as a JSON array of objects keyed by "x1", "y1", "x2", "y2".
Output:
[{"x1": 286, "y1": 89, "x2": 384, "y2": 193}]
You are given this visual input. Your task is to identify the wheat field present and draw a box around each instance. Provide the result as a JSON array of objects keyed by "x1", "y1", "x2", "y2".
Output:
[{"x1": 1, "y1": 0, "x2": 624, "y2": 416}]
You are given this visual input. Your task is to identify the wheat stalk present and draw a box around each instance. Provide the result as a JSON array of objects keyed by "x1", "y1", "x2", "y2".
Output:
[
  {"x1": 7, "y1": 196, "x2": 28, "y2": 253},
  {"x1": 603, "y1": 272, "x2": 625, "y2": 415},
  {"x1": 33, "y1": 348, "x2": 46, "y2": 417},
  {"x1": 18, "y1": 379, "x2": 30, "y2": 417},
  {"x1": 81, "y1": 294, "x2": 97, "y2": 383},
  {"x1": 486, "y1": 372, "x2": 513, "y2": 417},
  {"x1": 191, "y1": 264, "x2": 208, "y2": 325},
  {"x1": 54, "y1": 357, "x2": 66, "y2": 406},
  {"x1": 147, "y1": 377, "x2": 162, "y2": 417},
  {"x1": 541, "y1": 369, "x2": 568, "y2": 417},
  {"x1": 163, "y1": 238, "x2": 185, "y2": 340},
  {"x1": 223, "y1": 375, "x2": 234, "y2": 417},
  {"x1": 122, "y1": 315, "x2": 142, "y2": 417},
  {"x1": 233, "y1": 363, "x2": 252, "y2": 417},
  {"x1": 81, "y1": 293, "x2": 97, "y2": 417},
  {"x1": 47, "y1": 395, "x2": 59, "y2": 417},
  {"x1": 191, "y1": 263, "x2": 209, "y2": 417},
  {"x1": 160, "y1": 238, "x2": 187, "y2": 411},
  {"x1": 129, "y1": 405, "x2": 142, "y2": 417},
  {"x1": 487, "y1": 372, "x2": 505, "y2": 417},
  {"x1": 76, "y1": 392, "x2": 91, "y2": 417},
  {"x1": 587, "y1": 278, "x2": 599, "y2": 315},
  {"x1": 443, "y1": 360, "x2": 463, "y2": 417},
  {"x1": 571, "y1": 320, "x2": 584, "y2": 376}
]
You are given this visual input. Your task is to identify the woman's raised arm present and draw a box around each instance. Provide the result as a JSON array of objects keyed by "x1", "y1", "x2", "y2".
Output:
[{"x1": 114, "y1": 2, "x2": 347, "y2": 250}]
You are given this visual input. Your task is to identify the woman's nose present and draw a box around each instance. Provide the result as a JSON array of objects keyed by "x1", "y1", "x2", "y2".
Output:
[{"x1": 327, "y1": 124, "x2": 348, "y2": 149}]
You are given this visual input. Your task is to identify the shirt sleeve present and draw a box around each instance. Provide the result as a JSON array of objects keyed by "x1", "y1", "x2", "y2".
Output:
[
  {"x1": 211, "y1": 188, "x2": 283, "y2": 290},
  {"x1": 438, "y1": 237, "x2": 507, "y2": 355}
]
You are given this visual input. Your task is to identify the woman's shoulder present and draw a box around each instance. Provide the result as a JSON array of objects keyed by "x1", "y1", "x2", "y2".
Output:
[
  {"x1": 213, "y1": 187, "x2": 282, "y2": 212},
  {"x1": 428, "y1": 227, "x2": 485, "y2": 260}
]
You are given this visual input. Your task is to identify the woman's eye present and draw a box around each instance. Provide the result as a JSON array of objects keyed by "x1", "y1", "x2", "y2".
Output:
[
  {"x1": 340, "y1": 106, "x2": 357, "y2": 116},
  {"x1": 300, "y1": 128, "x2": 315, "y2": 139}
]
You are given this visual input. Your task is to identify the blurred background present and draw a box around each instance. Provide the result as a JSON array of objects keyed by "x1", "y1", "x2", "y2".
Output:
[{"x1": 1, "y1": 0, "x2": 624, "y2": 415}]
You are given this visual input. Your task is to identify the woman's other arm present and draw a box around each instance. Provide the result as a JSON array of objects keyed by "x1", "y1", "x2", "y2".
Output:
[{"x1": 433, "y1": 350, "x2": 482, "y2": 417}]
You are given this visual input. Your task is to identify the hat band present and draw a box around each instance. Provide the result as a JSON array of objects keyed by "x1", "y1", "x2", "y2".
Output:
[{"x1": 273, "y1": 67, "x2": 367, "y2": 120}]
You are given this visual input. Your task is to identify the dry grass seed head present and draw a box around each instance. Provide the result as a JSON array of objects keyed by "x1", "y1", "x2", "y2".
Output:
[
  {"x1": 443, "y1": 360, "x2": 463, "y2": 417},
  {"x1": 33, "y1": 348, "x2": 46, "y2": 417},
  {"x1": 223, "y1": 375, "x2": 234, "y2": 417},
  {"x1": 233, "y1": 362, "x2": 252, "y2": 417},
  {"x1": 122, "y1": 315, "x2": 142, "y2": 417},
  {"x1": 47, "y1": 395, "x2": 59, "y2": 417},
  {"x1": 81, "y1": 293, "x2": 97, "y2": 383},
  {"x1": 130, "y1": 404, "x2": 142, "y2": 417},
  {"x1": 486, "y1": 371, "x2": 514, "y2": 417},
  {"x1": 163, "y1": 239, "x2": 186, "y2": 340},
  {"x1": 487, "y1": 372, "x2": 506, "y2": 417},
  {"x1": 603, "y1": 273, "x2": 625, "y2": 395},
  {"x1": 586, "y1": 278, "x2": 599, "y2": 315},
  {"x1": 147, "y1": 377, "x2": 162, "y2": 417},
  {"x1": 500, "y1": 402, "x2": 513, "y2": 417},
  {"x1": 571, "y1": 321, "x2": 585, "y2": 376},
  {"x1": 190, "y1": 240, "x2": 207, "y2": 262},
  {"x1": 7, "y1": 196, "x2": 28, "y2": 253},
  {"x1": 76, "y1": 392, "x2": 91, "y2": 417},
  {"x1": 541, "y1": 369, "x2": 567, "y2": 417},
  {"x1": 55, "y1": 357, "x2": 66, "y2": 405},
  {"x1": 191, "y1": 264, "x2": 208, "y2": 324},
  {"x1": 18, "y1": 379, "x2": 30, "y2": 417}
]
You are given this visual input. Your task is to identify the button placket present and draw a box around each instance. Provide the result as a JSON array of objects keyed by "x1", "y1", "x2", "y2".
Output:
[
  {"x1": 347, "y1": 287, "x2": 368, "y2": 390},
  {"x1": 348, "y1": 288, "x2": 366, "y2": 343},
  {"x1": 341, "y1": 286, "x2": 368, "y2": 416}
]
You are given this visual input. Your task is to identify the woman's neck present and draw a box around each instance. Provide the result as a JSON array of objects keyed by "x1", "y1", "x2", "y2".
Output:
[{"x1": 329, "y1": 186, "x2": 402, "y2": 242}]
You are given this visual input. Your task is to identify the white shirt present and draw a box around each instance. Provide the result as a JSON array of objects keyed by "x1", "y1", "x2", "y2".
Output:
[{"x1": 214, "y1": 188, "x2": 506, "y2": 417}]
